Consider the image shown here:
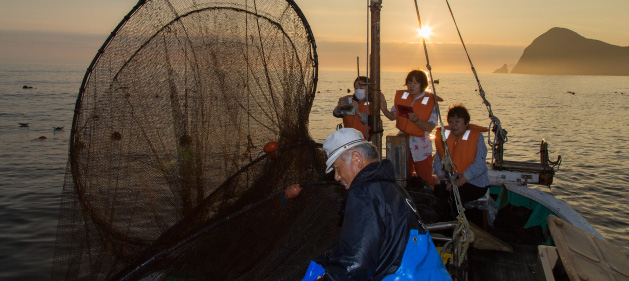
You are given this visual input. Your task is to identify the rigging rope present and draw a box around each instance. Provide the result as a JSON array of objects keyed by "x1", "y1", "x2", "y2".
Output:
[
  {"x1": 412, "y1": 0, "x2": 472, "y2": 268},
  {"x1": 443, "y1": 0, "x2": 508, "y2": 165}
]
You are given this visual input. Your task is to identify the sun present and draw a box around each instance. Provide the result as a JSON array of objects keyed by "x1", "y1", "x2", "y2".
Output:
[{"x1": 417, "y1": 26, "x2": 432, "y2": 39}]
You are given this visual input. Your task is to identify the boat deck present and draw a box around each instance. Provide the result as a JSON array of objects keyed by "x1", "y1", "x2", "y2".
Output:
[{"x1": 468, "y1": 243, "x2": 541, "y2": 281}]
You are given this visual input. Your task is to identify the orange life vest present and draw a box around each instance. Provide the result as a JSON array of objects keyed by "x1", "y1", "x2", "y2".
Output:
[
  {"x1": 393, "y1": 90, "x2": 437, "y2": 137},
  {"x1": 434, "y1": 124, "x2": 489, "y2": 174},
  {"x1": 341, "y1": 95, "x2": 370, "y2": 138}
]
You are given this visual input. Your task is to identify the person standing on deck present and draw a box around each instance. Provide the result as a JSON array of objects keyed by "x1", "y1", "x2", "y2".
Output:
[
  {"x1": 333, "y1": 76, "x2": 372, "y2": 139},
  {"x1": 380, "y1": 70, "x2": 439, "y2": 186},
  {"x1": 433, "y1": 104, "x2": 490, "y2": 219},
  {"x1": 286, "y1": 128, "x2": 451, "y2": 281}
]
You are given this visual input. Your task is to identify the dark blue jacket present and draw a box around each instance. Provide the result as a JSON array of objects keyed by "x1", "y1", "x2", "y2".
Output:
[{"x1": 318, "y1": 159, "x2": 416, "y2": 281}]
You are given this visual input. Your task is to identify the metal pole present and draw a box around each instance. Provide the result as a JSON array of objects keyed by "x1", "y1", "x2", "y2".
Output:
[{"x1": 369, "y1": 0, "x2": 383, "y2": 159}]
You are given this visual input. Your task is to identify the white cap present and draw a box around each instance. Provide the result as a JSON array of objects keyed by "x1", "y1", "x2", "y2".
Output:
[{"x1": 323, "y1": 128, "x2": 369, "y2": 173}]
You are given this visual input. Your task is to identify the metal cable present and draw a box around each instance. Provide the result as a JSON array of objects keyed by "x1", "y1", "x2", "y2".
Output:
[
  {"x1": 443, "y1": 0, "x2": 508, "y2": 164},
  {"x1": 413, "y1": 0, "x2": 474, "y2": 268}
]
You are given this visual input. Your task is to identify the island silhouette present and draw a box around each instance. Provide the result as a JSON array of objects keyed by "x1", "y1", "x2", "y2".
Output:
[{"x1": 499, "y1": 27, "x2": 629, "y2": 76}]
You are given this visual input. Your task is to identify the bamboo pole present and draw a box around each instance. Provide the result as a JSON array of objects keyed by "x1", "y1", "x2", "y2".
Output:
[{"x1": 369, "y1": 0, "x2": 383, "y2": 159}]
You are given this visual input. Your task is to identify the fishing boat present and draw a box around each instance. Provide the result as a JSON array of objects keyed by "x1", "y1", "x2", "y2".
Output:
[
  {"x1": 50, "y1": 0, "x2": 628, "y2": 280},
  {"x1": 366, "y1": 1, "x2": 629, "y2": 280}
]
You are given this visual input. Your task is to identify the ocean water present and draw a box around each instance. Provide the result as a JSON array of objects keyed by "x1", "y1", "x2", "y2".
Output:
[{"x1": 0, "y1": 64, "x2": 627, "y2": 280}]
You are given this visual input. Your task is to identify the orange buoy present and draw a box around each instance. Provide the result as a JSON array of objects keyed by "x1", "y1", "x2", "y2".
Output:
[
  {"x1": 263, "y1": 141, "x2": 278, "y2": 153},
  {"x1": 263, "y1": 141, "x2": 279, "y2": 160},
  {"x1": 285, "y1": 184, "x2": 302, "y2": 199}
]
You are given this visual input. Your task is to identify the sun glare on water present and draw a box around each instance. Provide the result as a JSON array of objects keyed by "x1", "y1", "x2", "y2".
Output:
[{"x1": 417, "y1": 26, "x2": 432, "y2": 39}]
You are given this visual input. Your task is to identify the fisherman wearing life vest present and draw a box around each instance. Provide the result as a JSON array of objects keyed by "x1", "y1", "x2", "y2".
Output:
[
  {"x1": 433, "y1": 104, "x2": 491, "y2": 218},
  {"x1": 333, "y1": 76, "x2": 372, "y2": 139},
  {"x1": 380, "y1": 70, "x2": 440, "y2": 186},
  {"x1": 286, "y1": 128, "x2": 451, "y2": 281}
]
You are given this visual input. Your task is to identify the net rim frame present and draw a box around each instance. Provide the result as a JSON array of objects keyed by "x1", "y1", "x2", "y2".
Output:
[
  {"x1": 68, "y1": 0, "x2": 319, "y2": 231},
  {"x1": 61, "y1": 0, "x2": 319, "y2": 278}
]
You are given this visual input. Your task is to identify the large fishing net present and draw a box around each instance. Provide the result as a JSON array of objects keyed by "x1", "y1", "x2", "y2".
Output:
[{"x1": 51, "y1": 0, "x2": 345, "y2": 280}]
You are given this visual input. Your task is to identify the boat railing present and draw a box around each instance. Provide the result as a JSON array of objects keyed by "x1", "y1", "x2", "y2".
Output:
[{"x1": 492, "y1": 139, "x2": 562, "y2": 185}]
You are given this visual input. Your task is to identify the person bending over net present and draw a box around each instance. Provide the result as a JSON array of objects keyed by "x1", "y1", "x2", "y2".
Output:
[{"x1": 286, "y1": 128, "x2": 451, "y2": 281}]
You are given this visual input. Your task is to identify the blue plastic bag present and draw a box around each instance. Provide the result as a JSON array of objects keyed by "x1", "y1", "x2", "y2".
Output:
[
  {"x1": 382, "y1": 229, "x2": 452, "y2": 281},
  {"x1": 302, "y1": 260, "x2": 325, "y2": 281}
]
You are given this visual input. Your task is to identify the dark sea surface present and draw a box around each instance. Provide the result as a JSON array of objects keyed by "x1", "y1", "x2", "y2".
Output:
[{"x1": 0, "y1": 64, "x2": 627, "y2": 280}]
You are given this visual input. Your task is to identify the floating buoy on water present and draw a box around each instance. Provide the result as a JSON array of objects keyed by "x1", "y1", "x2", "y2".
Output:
[{"x1": 263, "y1": 141, "x2": 279, "y2": 160}]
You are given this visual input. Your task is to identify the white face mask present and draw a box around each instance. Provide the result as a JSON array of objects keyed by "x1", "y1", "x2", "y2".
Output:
[{"x1": 354, "y1": 88, "x2": 366, "y2": 101}]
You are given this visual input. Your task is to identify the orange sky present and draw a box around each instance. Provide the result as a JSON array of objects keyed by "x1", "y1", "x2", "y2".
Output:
[{"x1": 0, "y1": 0, "x2": 627, "y2": 73}]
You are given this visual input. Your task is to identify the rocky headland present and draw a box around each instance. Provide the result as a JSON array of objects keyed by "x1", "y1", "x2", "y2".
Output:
[{"x1": 509, "y1": 27, "x2": 629, "y2": 76}]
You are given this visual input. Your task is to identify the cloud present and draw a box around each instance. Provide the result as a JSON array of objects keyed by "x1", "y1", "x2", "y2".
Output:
[
  {"x1": 0, "y1": 30, "x2": 525, "y2": 73},
  {"x1": 315, "y1": 40, "x2": 526, "y2": 73}
]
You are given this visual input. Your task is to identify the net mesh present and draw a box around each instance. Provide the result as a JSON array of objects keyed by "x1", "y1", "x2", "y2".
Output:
[{"x1": 51, "y1": 0, "x2": 336, "y2": 280}]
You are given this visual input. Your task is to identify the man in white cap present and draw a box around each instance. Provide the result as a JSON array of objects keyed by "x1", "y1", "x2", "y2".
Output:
[{"x1": 290, "y1": 128, "x2": 450, "y2": 281}]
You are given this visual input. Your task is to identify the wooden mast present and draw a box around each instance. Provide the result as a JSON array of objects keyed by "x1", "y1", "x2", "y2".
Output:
[{"x1": 369, "y1": 0, "x2": 383, "y2": 159}]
